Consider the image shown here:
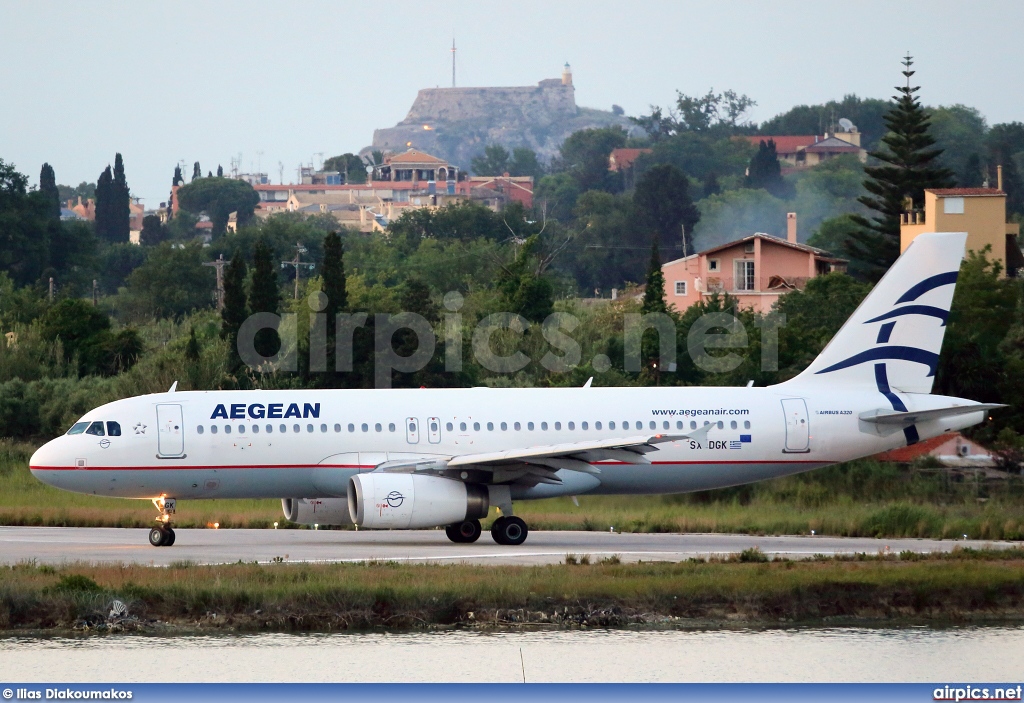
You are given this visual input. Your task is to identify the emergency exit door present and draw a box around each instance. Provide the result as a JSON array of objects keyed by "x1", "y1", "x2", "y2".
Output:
[
  {"x1": 156, "y1": 404, "x2": 185, "y2": 457},
  {"x1": 781, "y1": 398, "x2": 810, "y2": 453},
  {"x1": 405, "y1": 417, "x2": 420, "y2": 444}
]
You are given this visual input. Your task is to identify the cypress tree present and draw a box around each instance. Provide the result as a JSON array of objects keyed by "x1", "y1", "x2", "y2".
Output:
[
  {"x1": 221, "y1": 249, "x2": 248, "y2": 371},
  {"x1": 642, "y1": 236, "x2": 668, "y2": 315},
  {"x1": 321, "y1": 232, "x2": 347, "y2": 376},
  {"x1": 745, "y1": 139, "x2": 786, "y2": 196},
  {"x1": 217, "y1": 165, "x2": 224, "y2": 177},
  {"x1": 192, "y1": 162, "x2": 201, "y2": 181},
  {"x1": 39, "y1": 163, "x2": 61, "y2": 219},
  {"x1": 112, "y1": 153, "x2": 130, "y2": 243},
  {"x1": 173, "y1": 165, "x2": 183, "y2": 186},
  {"x1": 703, "y1": 171, "x2": 721, "y2": 199},
  {"x1": 249, "y1": 238, "x2": 280, "y2": 359},
  {"x1": 849, "y1": 55, "x2": 954, "y2": 280},
  {"x1": 94, "y1": 165, "x2": 114, "y2": 241},
  {"x1": 185, "y1": 327, "x2": 202, "y2": 362}
]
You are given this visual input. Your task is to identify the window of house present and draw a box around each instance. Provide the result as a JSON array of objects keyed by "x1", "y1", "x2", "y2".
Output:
[
  {"x1": 708, "y1": 259, "x2": 720, "y2": 272},
  {"x1": 944, "y1": 197, "x2": 965, "y2": 214},
  {"x1": 735, "y1": 260, "x2": 755, "y2": 291},
  {"x1": 674, "y1": 281, "x2": 687, "y2": 296},
  {"x1": 744, "y1": 241, "x2": 755, "y2": 253}
]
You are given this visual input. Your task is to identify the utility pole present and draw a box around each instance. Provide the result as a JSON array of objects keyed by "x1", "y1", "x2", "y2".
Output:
[
  {"x1": 451, "y1": 38, "x2": 456, "y2": 88},
  {"x1": 281, "y1": 242, "x2": 315, "y2": 299},
  {"x1": 92, "y1": 280, "x2": 98, "y2": 306},
  {"x1": 48, "y1": 277, "x2": 54, "y2": 302},
  {"x1": 203, "y1": 254, "x2": 228, "y2": 310}
]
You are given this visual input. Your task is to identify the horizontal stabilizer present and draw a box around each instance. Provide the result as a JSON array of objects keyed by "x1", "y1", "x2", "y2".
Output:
[{"x1": 859, "y1": 404, "x2": 1005, "y2": 425}]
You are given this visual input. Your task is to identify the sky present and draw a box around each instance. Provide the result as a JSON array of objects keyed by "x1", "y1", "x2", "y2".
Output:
[{"x1": 2, "y1": 0, "x2": 1023, "y2": 206}]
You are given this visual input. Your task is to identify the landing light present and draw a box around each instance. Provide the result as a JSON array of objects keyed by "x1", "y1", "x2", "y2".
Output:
[{"x1": 273, "y1": 522, "x2": 279, "y2": 529}]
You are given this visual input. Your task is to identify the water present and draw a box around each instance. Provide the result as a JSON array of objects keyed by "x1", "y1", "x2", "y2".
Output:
[{"x1": 1, "y1": 628, "x2": 1022, "y2": 682}]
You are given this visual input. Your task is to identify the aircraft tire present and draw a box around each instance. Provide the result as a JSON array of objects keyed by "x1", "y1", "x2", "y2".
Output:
[
  {"x1": 149, "y1": 527, "x2": 168, "y2": 547},
  {"x1": 491, "y1": 516, "x2": 528, "y2": 546},
  {"x1": 165, "y1": 527, "x2": 176, "y2": 546},
  {"x1": 445, "y1": 519, "x2": 481, "y2": 543}
]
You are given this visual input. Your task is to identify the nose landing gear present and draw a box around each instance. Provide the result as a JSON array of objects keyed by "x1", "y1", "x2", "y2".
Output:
[{"x1": 149, "y1": 496, "x2": 177, "y2": 547}]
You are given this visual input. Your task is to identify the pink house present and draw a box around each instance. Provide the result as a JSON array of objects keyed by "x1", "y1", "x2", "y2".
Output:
[{"x1": 661, "y1": 214, "x2": 847, "y2": 314}]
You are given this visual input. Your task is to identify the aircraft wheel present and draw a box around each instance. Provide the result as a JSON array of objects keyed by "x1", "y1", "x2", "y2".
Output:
[
  {"x1": 149, "y1": 526, "x2": 169, "y2": 547},
  {"x1": 446, "y1": 519, "x2": 481, "y2": 543},
  {"x1": 164, "y1": 527, "x2": 176, "y2": 546},
  {"x1": 491, "y1": 516, "x2": 528, "y2": 546}
]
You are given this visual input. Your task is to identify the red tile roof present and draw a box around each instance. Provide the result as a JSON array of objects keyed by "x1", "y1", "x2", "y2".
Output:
[
  {"x1": 927, "y1": 188, "x2": 1006, "y2": 197},
  {"x1": 697, "y1": 232, "x2": 846, "y2": 261},
  {"x1": 873, "y1": 433, "x2": 959, "y2": 463},
  {"x1": 386, "y1": 149, "x2": 448, "y2": 165},
  {"x1": 608, "y1": 148, "x2": 652, "y2": 171},
  {"x1": 742, "y1": 136, "x2": 817, "y2": 154}
]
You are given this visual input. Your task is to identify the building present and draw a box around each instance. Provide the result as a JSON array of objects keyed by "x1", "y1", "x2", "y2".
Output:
[
  {"x1": 66, "y1": 196, "x2": 95, "y2": 221},
  {"x1": 375, "y1": 149, "x2": 458, "y2": 184},
  {"x1": 662, "y1": 213, "x2": 846, "y2": 314},
  {"x1": 743, "y1": 123, "x2": 867, "y2": 173},
  {"x1": 466, "y1": 174, "x2": 534, "y2": 209},
  {"x1": 874, "y1": 432, "x2": 995, "y2": 469},
  {"x1": 608, "y1": 148, "x2": 652, "y2": 173},
  {"x1": 900, "y1": 175, "x2": 1023, "y2": 277}
]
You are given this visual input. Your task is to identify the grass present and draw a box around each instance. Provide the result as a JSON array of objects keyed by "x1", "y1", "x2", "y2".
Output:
[
  {"x1": 2, "y1": 549, "x2": 1024, "y2": 632},
  {"x1": 4, "y1": 440, "x2": 1024, "y2": 539}
]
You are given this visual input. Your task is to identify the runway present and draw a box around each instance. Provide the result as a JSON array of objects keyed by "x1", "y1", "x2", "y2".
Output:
[{"x1": 0, "y1": 526, "x2": 1015, "y2": 566}]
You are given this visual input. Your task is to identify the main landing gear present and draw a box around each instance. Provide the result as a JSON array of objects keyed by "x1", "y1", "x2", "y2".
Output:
[
  {"x1": 491, "y1": 516, "x2": 528, "y2": 546},
  {"x1": 445, "y1": 519, "x2": 482, "y2": 543},
  {"x1": 149, "y1": 496, "x2": 177, "y2": 547}
]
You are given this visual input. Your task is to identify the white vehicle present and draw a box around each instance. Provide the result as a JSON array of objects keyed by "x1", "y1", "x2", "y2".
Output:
[{"x1": 30, "y1": 232, "x2": 998, "y2": 547}]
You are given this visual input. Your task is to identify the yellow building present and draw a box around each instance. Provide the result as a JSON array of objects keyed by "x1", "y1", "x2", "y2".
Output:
[{"x1": 901, "y1": 185, "x2": 1023, "y2": 276}]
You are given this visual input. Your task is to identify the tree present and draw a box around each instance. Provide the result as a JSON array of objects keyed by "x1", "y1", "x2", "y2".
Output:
[
  {"x1": 185, "y1": 327, "x2": 202, "y2": 363},
  {"x1": 94, "y1": 165, "x2": 114, "y2": 241},
  {"x1": 703, "y1": 172, "x2": 721, "y2": 198},
  {"x1": 633, "y1": 164, "x2": 700, "y2": 255},
  {"x1": 959, "y1": 153, "x2": 984, "y2": 187},
  {"x1": 120, "y1": 242, "x2": 215, "y2": 320},
  {"x1": 172, "y1": 165, "x2": 184, "y2": 186},
  {"x1": 221, "y1": 249, "x2": 248, "y2": 370},
  {"x1": 0, "y1": 159, "x2": 49, "y2": 285},
  {"x1": 497, "y1": 236, "x2": 553, "y2": 322},
  {"x1": 111, "y1": 153, "x2": 131, "y2": 243},
  {"x1": 249, "y1": 238, "x2": 280, "y2": 358},
  {"x1": 757, "y1": 95, "x2": 891, "y2": 152},
  {"x1": 323, "y1": 154, "x2": 367, "y2": 184},
  {"x1": 320, "y1": 231, "x2": 347, "y2": 378},
  {"x1": 40, "y1": 299, "x2": 142, "y2": 376},
  {"x1": 848, "y1": 55, "x2": 954, "y2": 280},
  {"x1": 745, "y1": 139, "x2": 787, "y2": 197},
  {"x1": 510, "y1": 148, "x2": 543, "y2": 181},
  {"x1": 631, "y1": 89, "x2": 756, "y2": 138},
  {"x1": 39, "y1": 163, "x2": 60, "y2": 220},
  {"x1": 556, "y1": 127, "x2": 627, "y2": 192},
  {"x1": 641, "y1": 236, "x2": 667, "y2": 315},
  {"x1": 472, "y1": 145, "x2": 510, "y2": 176},
  {"x1": 987, "y1": 122, "x2": 1024, "y2": 215},
  {"x1": 216, "y1": 165, "x2": 224, "y2": 177},
  {"x1": 175, "y1": 177, "x2": 261, "y2": 236},
  {"x1": 192, "y1": 162, "x2": 201, "y2": 181},
  {"x1": 139, "y1": 214, "x2": 165, "y2": 245}
]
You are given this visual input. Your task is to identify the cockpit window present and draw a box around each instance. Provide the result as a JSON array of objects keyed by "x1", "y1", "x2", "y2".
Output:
[
  {"x1": 106, "y1": 422, "x2": 121, "y2": 436},
  {"x1": 85, "y1": 421, "x2": 105, "y2": 436},
  {"x1": 67, "y1": 422, "x2": 89, "y2": 435}
]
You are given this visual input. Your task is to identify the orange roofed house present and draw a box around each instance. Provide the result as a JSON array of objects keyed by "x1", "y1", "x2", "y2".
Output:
[{"x1": 661, "y1": 214, "x2": 847, "y2": 314}]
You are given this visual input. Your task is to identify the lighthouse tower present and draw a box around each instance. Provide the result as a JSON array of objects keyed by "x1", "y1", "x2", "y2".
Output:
[{"x1": 561, "y1": 62, "x2": 573, "y2": 86}]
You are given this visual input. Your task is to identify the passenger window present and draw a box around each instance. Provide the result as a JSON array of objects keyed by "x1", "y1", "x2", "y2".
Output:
[
  {"x1": 280, "y1": 424, "x2": 287, "y2": 433},
  {"x1": 676, "y1": 421, "x2": 683, "y2": 430},
  {"x1": 541, "y1": 422, "x2": 548, "y2": 430},
  {"x1": 430, "y1": 421, "x2": 438, "y2": 432},
  {"x1": 663, "y1": 421, "x2": 669, "y2": 430},
  {"x1": 106, "y1": 422, "x2": 121, "y2": 436},
  {"x1": 691, "y1": 421, "x2": 697, "y2": 430},
  {"x1": 717, "y1": 421, "x2": 724, "y2": 429},
  {"x1": 239, "y1": 425, "x2": 246, "y2": 434},
  {"x1": 211, "y1": 425, "x2": 218, "y2": 434},
  {"x1": 473, "y1": 422, "x2": 480, "y2": 431},
  {"x1": 568, "y1": 422, "x2": 575, "y2": 430},
  {"x1": 67, "y1": 422, "x2": 90, "y2": 435},
  {"x1": 554, "y1": 422, "x2": 561, "y2": 430},
  {"x1": 197, "y1": 425, "x2": 204, "y2": 435},
  {"x1": 294, "y1": 424, "x2": 301, "y2": 433},
  {"x1": 446, "y1": 422, "x2": 454, "y2": 431},
  {"x1": 389, "y1": 423, "x2": 396, "y2": 432},
  {"x1": 582, "y1": 421, "x2": 589, "y2": 430},
  {"x1": 334, "y1": 424, "x2": 341, "y2": 432},
  {"x1": 348, "y1": 423, "x2": 355, "y2": 432},
  {"x1": 527, "y1": 422, "x2": 534, "y2": 431},
  {"x1": 636, "y1": 420, "x2": 642, "y2": 428},
  {"x1": 731, "y1": 421, "x2": 737, "y2": 429},
  {"x1": 487, "y1": 422, "x2": 494, "y2": 431},
  {"x1": 224, "y1": 425, "x2": 232, "y2": 434},
  {"x1": 86, "y1": 421, "x2": 105, "y2": 436},
  {"x1": 252, "y1": 425, "x2": 260, "y2": 434},
  {"x1": 304, "y1": 424, "x2": 312, "y2": 433},
  {"x1": 649, "y1": 421, "x2": 656, "y2": 430},
  {"x1": 500, "y1": 422, "x2": 507, "y2": 431},
  {"x1": 321, "y1": 424, "x2": 328, "y2": 433},
  {"x1": 460, "y1": 422, "x2": 467, "y2": 431},
  {"x1": 514, "y1": 422, "x2": 521, "y2": 431},
  {"x1": 744, "y1": 420, "x2": 751, "y2": 429},
  {"x1": 266, "y1": 425, "x2": 273, "y2": 433},
  {"x1": 621, "y1": 421, "x2": 629, "y2": 430},
  {"x1": 595, "y1": 421, "x2": 602, "y2": 430},
  {"x1": 375, "y1": 423, "x2": 382, "y2": 432}
]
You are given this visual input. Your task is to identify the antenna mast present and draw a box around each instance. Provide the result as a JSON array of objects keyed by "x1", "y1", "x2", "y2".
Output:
[{"x1": 451, "y1": 38, "x2": 456, "y2": 88}]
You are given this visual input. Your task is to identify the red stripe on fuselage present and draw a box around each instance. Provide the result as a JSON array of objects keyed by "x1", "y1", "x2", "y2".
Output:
[{"x1": 31, "y1": 460, "x2": 826, "y2": 472}]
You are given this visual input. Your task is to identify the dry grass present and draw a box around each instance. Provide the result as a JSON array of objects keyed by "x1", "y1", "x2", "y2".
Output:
[{"x1": 2, "y1": 549, "x2": 1023, "y2": 632}]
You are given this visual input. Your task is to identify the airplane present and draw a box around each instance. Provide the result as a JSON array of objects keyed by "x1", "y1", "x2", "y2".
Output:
[{"x1": 29, "y1": 231, "x2": 1001, "y2": 548}]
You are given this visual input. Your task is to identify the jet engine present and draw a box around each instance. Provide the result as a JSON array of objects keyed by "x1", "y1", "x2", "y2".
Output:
[
  {"x1": 347, "y1": 473, "x2": 488, "y2": 529},
  {"x1": 281, "y1": 497, "x2": 354, "y2": 526}
]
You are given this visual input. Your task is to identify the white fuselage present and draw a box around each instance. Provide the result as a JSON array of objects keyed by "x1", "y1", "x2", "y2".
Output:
[{"x1": 29, "y1": 385, "x2": 984, "y2": 503}]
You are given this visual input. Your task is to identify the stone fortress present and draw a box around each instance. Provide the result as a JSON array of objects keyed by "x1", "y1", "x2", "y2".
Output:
[{"x1": 370, "y1": 64, "x2": 634, "y2": 170}]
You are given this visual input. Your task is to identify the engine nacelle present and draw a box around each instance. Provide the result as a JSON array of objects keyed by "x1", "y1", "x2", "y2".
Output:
[
  {"x1": 281, "y1": 497, "x2": 354, "y2": 526},
  {"x1": 348, "y1": 473, "x2": 488, "y2": 529}
]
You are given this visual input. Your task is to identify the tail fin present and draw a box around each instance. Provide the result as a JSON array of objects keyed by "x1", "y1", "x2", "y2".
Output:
[{"x1": 785, "y1": 231, "x2": 967, "y2": 394}]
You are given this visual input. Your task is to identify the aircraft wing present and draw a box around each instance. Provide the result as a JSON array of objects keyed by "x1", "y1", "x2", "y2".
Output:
[
  {"x1": 859, "y1": 404, "x2": 1005, "y2": 425},
  {"x1": 374, "y1": 428, "x2": 707, "y2": 486}
]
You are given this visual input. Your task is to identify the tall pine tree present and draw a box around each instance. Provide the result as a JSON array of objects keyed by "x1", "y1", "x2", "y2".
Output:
[
  {"x1": 39, "y1": 163, "x2": 61, "y2": 219},
  {"x1": 250, "y1": 238, "x2": 280, "y2": 359},
  {"x1": 321, "y1": 231, "x2": 347, "y2": 377},
  {"x1": 221, "y1": 249, "x2": 248, "y2": 371},
  {"x1": 94, "y1": 165, "x2": 114, "y2": 242},
  {"x1": 112, "y1": 153, "x2": 130, "y2": 243},
  {"x1": 848, "y1": 55, "x2": 954, "y2": 280}
]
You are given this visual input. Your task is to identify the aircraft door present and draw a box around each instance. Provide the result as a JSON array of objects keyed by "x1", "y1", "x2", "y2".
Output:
[
  {"x1": 427, "y1": 416, "x2": 441, "y2": 444},
  {"x1": 156, "y1": 404, "x2": 185, "y2": 457},
  {"x1": 405, "y1": 417, "x2": 420, "y2": 444},
  {"x1": 781, "y1": 398, "x2": 810, "y2": 453}
]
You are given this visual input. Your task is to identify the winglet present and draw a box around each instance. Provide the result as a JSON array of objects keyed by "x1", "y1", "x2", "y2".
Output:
[
  {"x1": 168, "y1": 381, "x2": 178, "y2": 393},
  {"x1": 582, "y1": 377, "x2": 593, "y2": 388}
]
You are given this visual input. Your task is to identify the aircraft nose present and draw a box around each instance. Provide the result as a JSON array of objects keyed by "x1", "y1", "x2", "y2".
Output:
[{"x1": 29, "y1": 439, "x2": 64, "y2": 487}]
